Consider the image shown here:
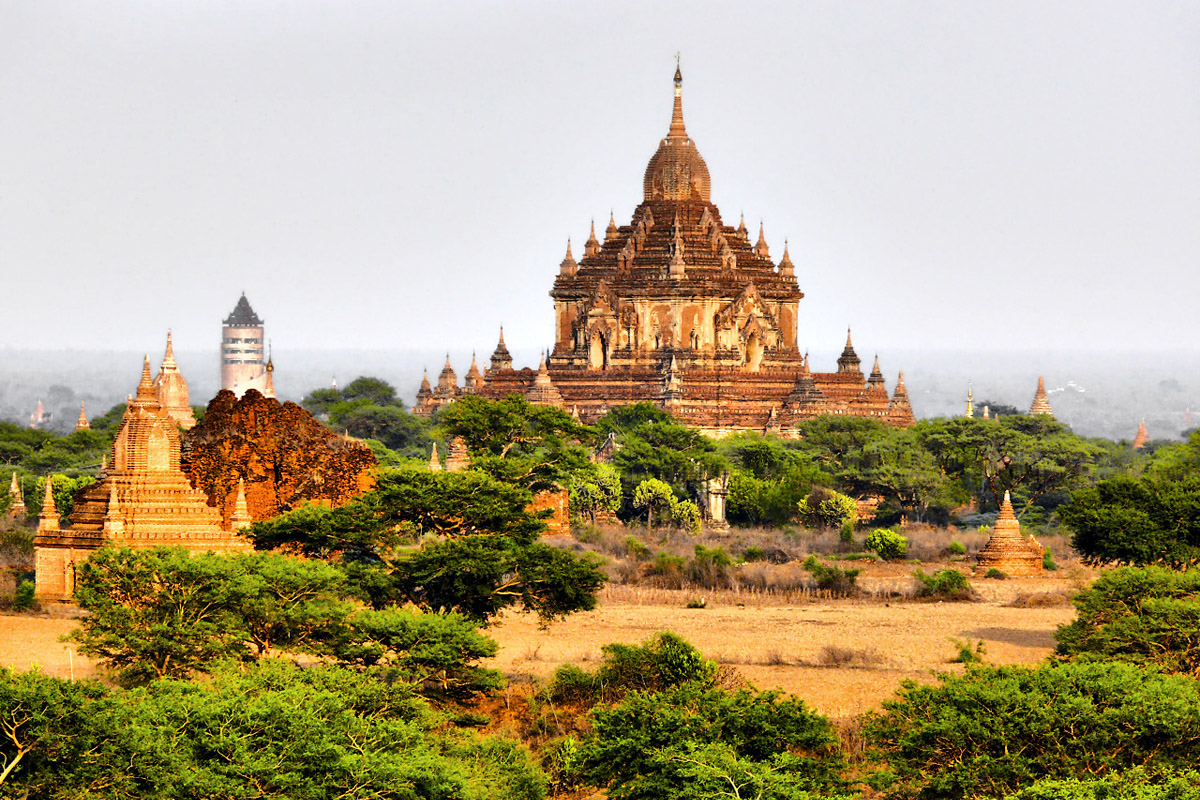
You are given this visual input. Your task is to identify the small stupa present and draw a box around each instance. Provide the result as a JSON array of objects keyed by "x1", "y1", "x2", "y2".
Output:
[
  {"x1": 8, "y1": 473, "x2": 27, "y2": 522},
  {"x1": 427, "y1": 442, "x2": 442, "y2": 472},
  {"x1": 525, "y1": 354, "x2": 565, "y2": 407},
  {"x1": 1029, "y1": 376, "x2": 1054, "y2": 416},
  {"x1": 74, "y1": 403, "x2": 90, "y2": 432},
  {"x1": 975, "y1": 491, "x2": 1044, "y2": 577},
  {"x1": 445, "y1": 437, "x2": 471, "y2": 473}
]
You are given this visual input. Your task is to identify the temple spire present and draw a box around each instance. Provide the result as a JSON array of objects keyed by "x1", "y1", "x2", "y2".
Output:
[
  {"x1": 75, "y1": 402, "x2": 90, "y2": 432},
  {"x1": 162, "y1": 331, "x2": 177, "y2": 370},
  {"x1": 778, "y1": 240, "x2": 795, "y2": 277},
  {"x1": 966, "y1": 383, "x2": 975, "y2": 418},
  {"x1": 135, "y1": 355, "x2": 156, "y2": 402},
  {"x1": 668, "y1": 60, "x2": 687, "y2": 139},
  {"x1": 560, "y1": 238, "x2": 578, "y2": 276},
  {"x1": 230, "y1": 478, "x2": 252, "y2": 531},
  {"x1": 584, "y1": 219, "x2": 601, "y2": 257},
  {"x1": 754, "y1": 221, "x2": 770, "y2": 258},
  {"x1": 38, "y1": 475, "x2": 58, "y2": 532}
]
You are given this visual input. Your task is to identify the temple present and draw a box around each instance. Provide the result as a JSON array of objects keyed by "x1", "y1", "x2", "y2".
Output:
[
  {"x1": 221, "y1": 294, "x2": 275, "y2": 399},
  {"x1": 1132, "y1": 419, "x2": 1149, "y2": 450},
  {"x1": 33, "y1": 357, "x2": 251, "y2": 602},
  {"x1": 416, "y1": 66, "x2": 914, "y2": 435}
]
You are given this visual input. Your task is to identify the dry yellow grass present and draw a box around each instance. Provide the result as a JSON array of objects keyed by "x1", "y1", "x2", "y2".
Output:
[{"x1": 487, "y1": 575, "x2": 1080, "y2": 719}]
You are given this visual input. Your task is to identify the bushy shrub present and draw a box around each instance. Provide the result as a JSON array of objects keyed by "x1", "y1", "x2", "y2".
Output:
[
  {"x1": 947, "y1": 540, "x2": 967, "y2": 556},
  {"x1": 797, "y1": 487, "x2": 858, "y2": 530},
  {"x1": 743, "y1": 545, "x2": 766, "y2": 562},
  {"x1": 581, "y1": 682, "x2": 848, "y2": 800},
  {"x1": 1055, "y1": 566, "x2": 1200, "y2": 676},
  {"x1": 802, "y1": 555, "x2": 860, "y2": 595},
  {"x1": 671, "y1": 499, "x2": 702, "y2": 533},
  {"x1": 865, "y1": 661, "x2": 1200, "y2": 799},
  {"x1": 865, "y1": 529, "x2": 909, "y2": 561},
  {"x1": 594, "y1": 632, "x2": 718, "y2": 698},
  {"x1": 13, "y1": 579, "x2": 35, "y2": 611},
  {"x1": 913, "y1": 568, "x2": 976, "y2": 601},
  {"x1": 646, "y1": 551, "x2": 686, "y2": 588},
  {"x1": 1042, "y1": 548, "x2": 1058, "y2": 571},
  {"x1": 689, "y1": 545, "x2": 734, "y2": 589},
  {"x1": 985, "y1": 568, "x2": 1007, "y2": 580}
]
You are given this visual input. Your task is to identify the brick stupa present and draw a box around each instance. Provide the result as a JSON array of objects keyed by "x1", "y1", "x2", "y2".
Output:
[
  {"x1": 975, "y1": 491, "x2": 1044, "y2": 577},
  {"x1": 154, "y1": 332, "x2": 197, "y2": 429},
  {"x1": 34, "y1": 357, "x2": 250, "y2": 602}
]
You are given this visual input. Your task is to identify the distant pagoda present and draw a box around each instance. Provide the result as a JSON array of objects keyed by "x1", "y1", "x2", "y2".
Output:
[{"x1": 1029, "y1": 376, "x2": 1054, "y2": 417}]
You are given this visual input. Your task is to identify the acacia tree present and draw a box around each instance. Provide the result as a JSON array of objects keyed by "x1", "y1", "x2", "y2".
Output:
[{"x1": 1059, "y1": 475, "x2": 1200, "y2": 567}]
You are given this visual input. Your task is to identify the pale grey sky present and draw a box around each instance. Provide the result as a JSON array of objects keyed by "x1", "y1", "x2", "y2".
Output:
[{"x1": 2, "y1": 1, "x2": 1197, "y2": 361}]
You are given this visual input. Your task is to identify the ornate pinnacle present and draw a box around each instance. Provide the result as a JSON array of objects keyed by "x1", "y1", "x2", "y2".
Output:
[{"x1": 668, "y1": 62, "x2": 687, "y2": 139}]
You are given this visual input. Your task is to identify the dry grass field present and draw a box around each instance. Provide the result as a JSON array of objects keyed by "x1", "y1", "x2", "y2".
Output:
[{"x1": 487, "y1": 565, "x2": 1085, "y2": 719}]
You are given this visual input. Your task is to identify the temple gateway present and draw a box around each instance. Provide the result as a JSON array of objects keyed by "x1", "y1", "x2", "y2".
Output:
[{"x1": 417, "y1": 67, "x2": 914, "y2": 435}]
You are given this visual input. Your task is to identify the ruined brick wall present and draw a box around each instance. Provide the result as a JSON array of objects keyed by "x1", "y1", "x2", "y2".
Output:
[
  {"x1": 183, "y1": 390, "x2": 376, "y2": 526},
  {"x1": 531, "y1": 488, "x2": 570, "y2": 536}
]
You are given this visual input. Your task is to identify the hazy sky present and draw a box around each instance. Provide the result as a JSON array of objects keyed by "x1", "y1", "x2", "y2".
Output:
[{"x1": 2, "y1": 1, "x2": 1197, "y2": 365}]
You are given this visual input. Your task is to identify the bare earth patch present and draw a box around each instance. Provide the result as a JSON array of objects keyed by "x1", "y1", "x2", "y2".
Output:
[{"x1": 487, "y1": 575, "x2": 1079, "y2": 719}]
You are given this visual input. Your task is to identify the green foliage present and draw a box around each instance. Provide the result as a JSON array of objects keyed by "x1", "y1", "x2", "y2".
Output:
[
  {"x1": 1042, "y1": 547, "x2": 1058, "y2": 571},
  {"x1": 580, "y1": 681, "x2": 846, "y2": 800},
  {"x1": 544, "y1": 632, "x2": 718, "y2": 707},
  {"x1": 947, "y1": 540, "x2": 967, "y2": 556},
  {"x1": 801, "y1": 555, "x2": 860, "y2": 594},
  {"x1": 865, "y1": 528, "x2": 909, "y2": 560},
  {"x1": 1002, "y1": 769, "x2": 1200, "y2": 800},
  {"x1": 949, "y1": 637, "x2": 986, "y2": 664},
  {"x1": 69, "y1": 547, "x2": 259, "y2": 685},
  {"x1": 688, "y1": 545, "x2": 733, "y2": 589},
  {"x1": 569, "y1": 462, "x2": 622, "y2": 523},
  {"x1": 596, "y1": 404, "x2": 728, "y2": 520},
  {"x1": 913, "y1": 568, "x2": 975, "y2": 601},
  {"x1": 720, "y1": 434, "x2": 828, "y2": 527},
  {"x1": 1060, "y1": 475, "x2": 1200, "y2": 567},
  {"x1": 391, "y1": 534, "x2": 605, "y2": 624},
  {"x1": 13, "y1": 580, "x2": 35, "y2": 611},
  {"x1": 328, "y1": 607, "x2": 503, "y2": 699},
  {"x1": 34, "y1": 473, "x2": 96, "y2": 521},
  {"x1": 916, "y1": 415, "x2": 1102, "y2": 513},
  {"x1": 985, "y1": 568, "x2": 1007, "y2": 580},
  {"x1": 437, "y1": 394, "x2": 595, "y2": 492},
  {"x1": 302, "y1": 377, "x2": 435, "y2": 460},
  {"x1": 623, "y1": 535, "x2": 651, "y2": 560},
  {"x1": 1055, "y1": 566, "x2": 1200, "y2": 677},
  {"x1": 743, "y1": 545, "x2": 766, "y2": 562},
  {"x1": 633, "y1": 478, "x2": 676, "y2": 529},
  {"x1": 796, "y1": 486, "x2": 858, "y2": 530},
  {"x1": 0, "y1": 660, "x2": 547, "y2": 800},
  {"x1": 864, "y1": 661, "x2": 1200, "y2": 799},
  {"x1": 671, "y1": 498, "x2": 701, "y2": 533}
]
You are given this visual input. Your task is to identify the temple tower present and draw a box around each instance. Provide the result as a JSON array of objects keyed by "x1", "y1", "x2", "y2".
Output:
[
  {"x1": 74, "y1": 403, "x2": 90, "y2": 432},
  {"x1": 34, "y1": 356, "x2": 250, "y2": 602},
  {"x1": 221, "y1": 294, "x2": 270, "y2": 398},
  {"x1": 8, "y1": 473, "x2": 26, "y2": 522},
  {"x1": 1133, "y1": 419, "x2": 1149, "y2": 450}
]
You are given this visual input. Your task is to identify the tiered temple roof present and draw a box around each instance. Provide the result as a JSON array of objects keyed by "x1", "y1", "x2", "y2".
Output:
[
  {"x1": 154, "y1": 332, "x2": 197, "y2": 429},
  {"x1": 975, "y1": 492, "x2": 1044, "y2": 577},
  {"x1": 1029, "y1": 376, "x2": 1053, "y2": 416},
  {"x1": 414, "y1": 66, "x2": 916, "y2": 434},
  {"x1": 1133, "y1": 419, "x2": 1149, "y2": 450}
]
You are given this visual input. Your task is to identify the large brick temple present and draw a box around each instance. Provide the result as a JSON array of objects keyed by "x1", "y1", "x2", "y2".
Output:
[{"x1": 416, "y1": 67, "x2": 914, "y2": 435}]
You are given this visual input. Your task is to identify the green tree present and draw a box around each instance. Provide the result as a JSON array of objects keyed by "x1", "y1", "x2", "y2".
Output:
[
  {"x1": 437, "y1": 394, "x2": 596, "y2": 492},
  {"x1": 569, "y1": 462, "x2": 622, "y2": 523},
  {"x1": 633, "y1": 478, "x2": 677, "y2": 529},
  {"x1": 328, "y1": 607, "x2": 503, "y2": 699},
  {"x1": 865, "y1": 661, "x2": 1200, "y2": 799},
  {"x1": 69, "y1": 547, "x2": 252, "y2": 685},
  {"x1": 1060, "y1": 475, "x2": 1200, "y2": 566},
  {"x1": 1055, "y1": 566, "x2": 1200, "y2": 676}
]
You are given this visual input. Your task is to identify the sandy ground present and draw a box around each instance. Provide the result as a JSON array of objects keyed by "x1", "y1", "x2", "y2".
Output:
[
  {"x1": 485, "y1": 577, "x2": 1079, "y2": 719},
  {"x1": 1, "y1": 573, "x2": 1080, "y2": 719}
]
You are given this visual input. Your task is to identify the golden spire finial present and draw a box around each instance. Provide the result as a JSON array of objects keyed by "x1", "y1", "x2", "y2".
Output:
[
  {"x1": 668, "y1": 57, "x2": 687, "y2": 139},
  {"x1": 162, "y1": 330, "x2": 176, "y2": 369}
]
